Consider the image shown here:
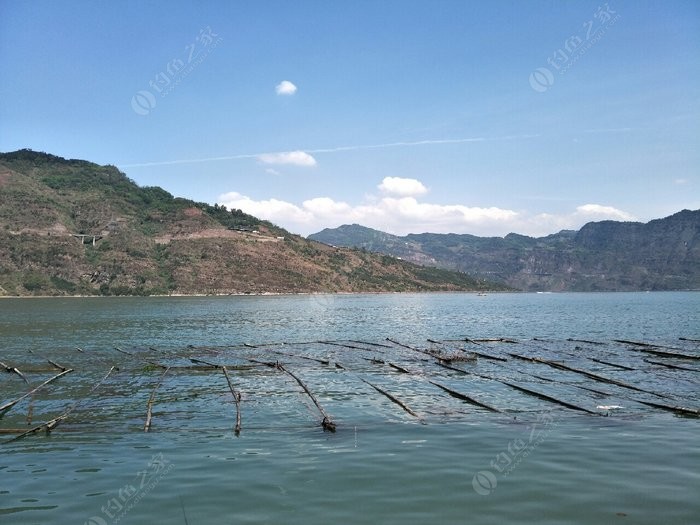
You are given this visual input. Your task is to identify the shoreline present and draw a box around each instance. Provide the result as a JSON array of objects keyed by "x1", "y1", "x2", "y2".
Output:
[
  {"x1": 0, "y1": 289, "x2": 698, "y2": 299},
  {"x1": 0, "y1": 290, "x2": 514, "y2": 299}
]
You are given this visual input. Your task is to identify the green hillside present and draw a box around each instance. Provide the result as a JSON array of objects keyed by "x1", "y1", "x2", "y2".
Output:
[{"x1": 0, "y1": 150, "x2": 508, "y2": 296}]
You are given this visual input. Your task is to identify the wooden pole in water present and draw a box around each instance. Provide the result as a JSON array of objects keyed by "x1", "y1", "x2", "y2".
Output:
[
  {"x1": 567, "y1": 338, "x2": 606, "y2": 346},
  {"x1": 350, "y1": 340, "x2": 394, "y2": 348},
  {"x1": 508, "y1": 353, "x2": 670, "y2": 398},
  {"x1": 319, "y1": 340, "x2": 382, "y2": 352},
  {"x1": 428, "y1": 338, "x2": 508, "y2": 362},
  {"x1": 643, "y1": 359, "x2": 698, "y2": 372},
  {"x1": 5, "y1": 366, "x2": 117, "y2": 442},
  {"x1": 222, "y1": 366, "x2": 242, "y2": 436},
  {"x1": 0, "y1": 369, "x2": 74, "y2": 415},
  {"x1": 186, "y1": 358, "x2": 243, "y2": 435},
  {"x1": 46, "y1": 359, "x2": 69, "y2": 372},
  {"x1": 624, "y1": 347, "x2": 700, "y2": 361},
  {"x1": 633, "y1": 399, "x2": 700, "y2": 417},
  {"x1": 428, "y1": 380, "x2": 501, "y2": 413},
  {"x1": 359, "y1": 378, "x2": 422, "y2": 421},
  {"x1": 0, "y1": 361, "x2": 29, "y2": 384},
  {"x1": 275, "y1": 362, "x2": 336, "y2": 432},
  {"x1": 499, "y1": 381, "x2": 598, "y2": 414},
  {"x1": 144, "y1": 367, "x2": 171, "y2": 432},
  {"x1": 588, "y1": 357, "x2": 636, "y2": 371},
  {"x1": 387, "y1": 362, "x2": 410, "y2": 374},
  {"x1": 269, "y1": 349, "x2": 330, "y2": 365},
  {"x1": 434, "y1": 360, "x2": 599, "y2": 414}
]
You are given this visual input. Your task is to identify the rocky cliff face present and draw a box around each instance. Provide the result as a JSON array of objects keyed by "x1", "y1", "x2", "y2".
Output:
[{"x1": 309, "y1": 210, "x2": 700, "y2": 291}]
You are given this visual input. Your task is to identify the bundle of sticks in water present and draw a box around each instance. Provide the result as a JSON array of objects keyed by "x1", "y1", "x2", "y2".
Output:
[{"x1": 1, "y1": 336, "x2": 697, "y2": 442}]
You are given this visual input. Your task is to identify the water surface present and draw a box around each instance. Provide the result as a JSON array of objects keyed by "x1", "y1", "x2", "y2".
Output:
[{"x1": 1, "y1": 292, "x2": 698, "y2": 524}]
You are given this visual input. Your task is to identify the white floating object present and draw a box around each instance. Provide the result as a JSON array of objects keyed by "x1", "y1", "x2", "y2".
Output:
[{"x1": 597, "y1": 405, "x2": 623, "y2": 410}]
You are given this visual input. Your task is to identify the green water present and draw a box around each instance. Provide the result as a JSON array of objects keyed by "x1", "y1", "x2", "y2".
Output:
[{"x1": 1, "y1": 293, "x2": 698, "y2": 524}]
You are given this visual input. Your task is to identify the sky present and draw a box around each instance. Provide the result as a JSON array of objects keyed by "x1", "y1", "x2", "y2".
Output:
[{"x1": 1, "y1": 0, "x2": 698, "y2": 237}]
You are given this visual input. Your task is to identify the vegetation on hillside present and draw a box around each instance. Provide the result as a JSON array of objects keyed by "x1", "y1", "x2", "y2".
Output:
[
  {"x1": 0, "y1": 149, "x2": 508, "y2": 296},
  {"x1": 310, "y1": 214, "x2": 700, "y2": 291}
]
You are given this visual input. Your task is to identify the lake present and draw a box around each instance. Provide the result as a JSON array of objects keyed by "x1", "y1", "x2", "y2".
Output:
[{"x1": 1, "y1": 292, "x2": 699, "y2": 524}]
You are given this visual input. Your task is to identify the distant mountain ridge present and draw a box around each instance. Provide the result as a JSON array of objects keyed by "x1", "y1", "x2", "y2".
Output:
[
  {"x1": 309, "y1": 211, "x2": 700, "y2": 291},
  {"x1": 0, "y1": 149, "x2": 509, "y2": 296}
]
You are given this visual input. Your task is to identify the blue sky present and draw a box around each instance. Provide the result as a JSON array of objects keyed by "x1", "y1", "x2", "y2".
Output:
[{"x1": 1, "y1": 0, "x2": 698, "y2": 236}]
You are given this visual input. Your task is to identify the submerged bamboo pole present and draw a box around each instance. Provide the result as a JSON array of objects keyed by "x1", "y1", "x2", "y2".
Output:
[
  {"x1": 429, "y1": 339, "x2": 508, "y2": 362},
  {"x1": 350, "y1": 340, "x2": 393, "y2": 348},
  {"x1": 0, "y1": 361, "x2": 29, "y2": 384},
  {"x1": 434, "y1": 360, "x2": 599, "y2": 414},
  {"x1": 388, "y1": 362, "x2": 410, "y2": 374},
  {"x1": 471, "y1": 338, "x2": 519, "y2": 344},
  {"x1": 428, "y1": 337, "x2": 508, "y2": 361},
  {"x1": 360, "y1": 378, "x2": 421, "y2": 420},
  {"x1": 114, "y1": 346, "x2": 168, "y2": 369},
  {"x1": 6, "y1": 366, "x2": 117, "y2": 442},
  {"x1": 27, "y1": 350, "x2": 69, "y2": 372},
  {"x1": 508, "y1": 353, "x2": 669, "y2": 398},
  {"x1": 221, "y1": 366, "x2": 242, "y2": 436},
  {"x1": 493, "y1": 360, "x2": 612, "y2": 396},
  {"x1": 643, "y1": 359, "x2": 697, "y2": 372},
  {"x1": 270, "y1": 350, "x2": 329, "y2": 365},
  {"x1": 499, "y1": 381, "x2": 598, "y2": 414},
  {"x1": 567, "y1": 338, "x2": 606, "y2": 346},
  {"x1": 588, "y1": 357, "x2": 636, "y2": 371},
  {"x1": 387, "y1": 338, "x2": 447, "y2": 360},
  {"x1": 276, "y1": 363, "x2": 336, "y2": 432},
  {"x1": 186, "y1": 358, "x2": 243, "y2": 434},
  {"x1": 144, "y1": 367, "x2": 171, "y2": 432},
  {"x1": 320, "y1": 341, "x2": 381, "y2": 352},
  {"x1": 46, "y1": 359, "x2": 69, "y2": 372},
  {"x1": 428, "y1": 380, "x2": 500, "y2": 413},
  {"x1": 0, "y1": 369, "x2": 73, "y2": 415},
  {"x1": 633, "y1": 399, "x2": 700, "y2": 417},
  {"x1": 624, "y1": 347, "x2": 700, "y2": 361},
  {"x1": 469, "y1": 351, "x2": 507, "y2": 362},
  {"x1": 189, "y1": 357, "x2": 218, "y2": 368}
]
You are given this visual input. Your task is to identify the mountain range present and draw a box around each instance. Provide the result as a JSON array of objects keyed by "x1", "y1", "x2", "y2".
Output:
[
  {"x1": 309, "y1": 211, "x2": 700, "y2": 292},
  {"x1": 0, "y1": 149, "x2": 506, "y2": 296}
]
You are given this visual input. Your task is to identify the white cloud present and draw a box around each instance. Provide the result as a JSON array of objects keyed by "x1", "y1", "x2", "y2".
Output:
[
  {"x1": 275, "y1": 80, "x2": 297, "y2": 95},
  {"x1": 257, "y1": 150, "x2": 317, "y2": 167},
  {"x1": 265, "y1": 168, "x2": 281, "y2": 176},
  {"x1": 378, "y1": 176, "x2": 428, "y2": 197},
  {"x1": 574, "y1": 204, "x2": 635, "y2": 221},
  {"x1": 674, "y1": 178, "x2": 688, "y2": 185},
  {"x1": 218, "y1": 185, "x2": 636, "y2": 238},
  {"x1": 218, "y1": 192, "x2": 312, "y2": 225},
  {"x1": 524, "y1": 205, "x2": 636, "y2": 236},
  {"x1": 302, "y1": 197, "x2": 353, "y2": 217},
  {"x1": 217, "y1": 191, "x2": 519, "y2": 236}
]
